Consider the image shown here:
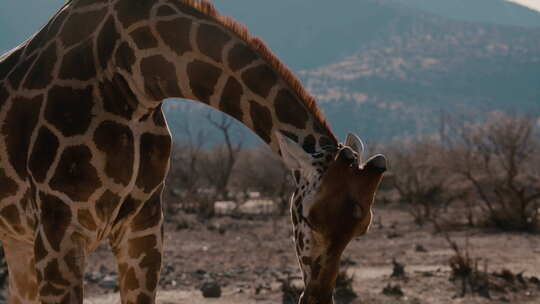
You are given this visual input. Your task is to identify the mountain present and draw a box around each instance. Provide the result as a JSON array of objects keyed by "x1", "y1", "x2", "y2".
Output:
[
  {"x1": 390, "y1": 0, "x2": 540, "y2": 28},
  {"x1": 178, "y1": 0, "x2": 540, "y2": 142},
  {"x1": 1, "y1": 0, "x2": 539, "y2": 145}
]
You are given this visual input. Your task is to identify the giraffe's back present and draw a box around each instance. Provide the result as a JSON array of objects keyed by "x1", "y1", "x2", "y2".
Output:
[{"x1": 0, "y1": 39, "x2": 172, "y2": 250}]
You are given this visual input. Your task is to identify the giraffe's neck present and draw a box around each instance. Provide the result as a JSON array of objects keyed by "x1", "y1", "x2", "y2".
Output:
[{"x1": 2, "y1": 0, "x2": 338, "y2": 155}]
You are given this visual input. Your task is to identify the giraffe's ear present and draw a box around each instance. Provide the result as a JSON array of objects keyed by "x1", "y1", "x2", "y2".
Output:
[
  {"x1": 345, "y1": 133, "x2": 364, "y2": 157},
  {"x1": 276, "y1": 132, "x2": 316, "y2": 174}
]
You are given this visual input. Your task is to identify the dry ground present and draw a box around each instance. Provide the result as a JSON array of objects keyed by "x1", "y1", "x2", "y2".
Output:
[{"x1": 82, "y1": 205, "x2": 540, "y2": 304}]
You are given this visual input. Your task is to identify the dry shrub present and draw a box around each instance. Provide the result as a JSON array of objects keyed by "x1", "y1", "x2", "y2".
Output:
[
  {"x1": 388, "y1": 139, "x2": 462, "y2": 226},
  {"x1": 446, "y1": 235, "x2": 491, "y2": 298},
  {"x1": 389, "y1": 113, "x2": 540, "y2": 232},
  {"x1": 449, "y1": 113, "x2": 540, "y2": 232},
  {"x1": 230, "y1": 147, "x2": 293, "y2": 215}
]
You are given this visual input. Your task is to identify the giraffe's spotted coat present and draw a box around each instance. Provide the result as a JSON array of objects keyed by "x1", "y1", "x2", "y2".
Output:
[
  {"x1": 156, "y1": 17, "x2": 193, "y2": 55},
  {"x1": 187, "y1": 60, "x2": 221, "y2": 103},
  {"x1": 0, "y1": 1, "x2": 386, "y2": 303},
  {"x1": 45, "y1": 85, "x2": 94, "y2": 137},
  {"x1": 59, "y1": 39, "x2": 96, "y2": 81},
  {"x1": 94, "y1": 120, "x2": 135, "y2": 186}
]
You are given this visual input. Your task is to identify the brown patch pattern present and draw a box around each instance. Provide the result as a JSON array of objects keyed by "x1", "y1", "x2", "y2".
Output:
[
  {"x1": 249, "y1": 100, "x2": 273, "y2": 143},
  {"x1": 60, "y1": 8, "x2": 108, "y2": 47},
  {"x1": 35, "y1": 233, "x2": 48, "y2": 261},
  {"x1": 0, "y1": 84, "x2": 8, "y2": 107},
  {"x1": 152, "y1": 105, "x2": 167, "y2": 127},
  {"x1": 50, "y1": 145, "x2": 102, "y2": 202},
  {"x1": 197, "y1": 23, "x2": 231, "y2": 62},
  {"x1": 97, "y1": 16, "x2": 120, "y2": 70},
  {"x1": 64, "y1": 249, "x2": 83, "y2": 278},
  {"x1": 168, "y1": 0, "x2": 212, "y2": 20},
  {"x1": 25, "y1": 29, "x2": 48, "y2": 57},
  {"x1": 94, "y1": 120, "x2": 134, "y2": 185},
  {"x1": 131, "y1": 190, "x2": 162, "y2": 232},
  {"x1": 187, "y1": 60, "x2": 222, "y2": 103},
  {"x1": 23, "y1": 42, "x2": 57, "y2": 90},
  {"x1": 95, "y1": 190, "x2": 121, "y2": 223},
  {"x1": 8, "y1": 53, "x2": 37, "y2": 89},
  {"x1": 29, "y1": 127, "x2": 59, "y2": 183},
  {"x1": 3, "y1": 95, "x2": 42, "y2": 178},
  {"x1": 115, "y1": 0, "x2": 154, "y2": 28},
  {"x1": 319, "y1": 136, "x2": 334, "y2": 149},
  {"x1": 0, "y1": 47, "x2": 23, "y2": 80},
  {"x1": 0, "y1": 168, "x2": 18, "y2": 200},
  {"x1": 40, "y1": 192, "x2": 72, "y2": 251},
  {"x1": 137, "y1": 294, "x2": 152, "y2": 304},
  {"x1": 128, "y1": 235, "x2": 157, "y2": 259},
  {"x1": 242, "y1": 65, "x2": 277, "y2": 98},
  {"x1": 280, "y1": 130, "x2": 299, "y2": 143},
  {"x1": 130, "y1": 26, "x2": 158, "y2": 49},
  {"x1": 136, "y1": 134, "x2": 171, "y2": 192},
  {"x1": 140, "y1": 247, "x2": 162, "y2": 290},
  {"x1": 114, "y1": 196, "x2": 141, "y2": 225},
  {"x1": 100, "y1": 74, "x2": 137, "y2": 120},
  {"x1": 123, "y1": 267, "x2": 140, "y2": 291},
  {"x1": 157, "y1": 5, "x2": 176, "y2": 16},
  {"x1": 59, "y1": 39, "x2": 96, "y2": 81},
  {"x1": 302, "y1": 135, "x2": 317, "y2": 154},
  {"x1": 228, "y1": 43, "x2": 258, "y2": 71},
  {"x1": 43, "y1": 260, "x2": 70, "y2": 286},
  {"x1": 219, "y1": 76, "x2": 243, "y2": 121},
  {"x1": 160, "y1": 0, "x2": 338, "y2": 145},
  {"x1": 45, "y1": 85, "x2": 94, "y2": 137},
  {"x1": 156, "y1": 17, "x2": 193, "y2": 56},
  {"x1": 275, "y1": 89, "x2": 309, "y2": 129},
  {"x1": 115, "y1": 42, "x2": 136, "y2": 73},
  {"x1": 0, "y1": 205, "x2": 24, "y2": 234},
  {"x1": 77, "y1": 209, "x2": 97, "y2": 231},
  {"x1": 42, "y1": 8, "x2": 69, "y2": 47},
  {"x1": 140, "y1": 55, "x2": 183, "y2": 100}
]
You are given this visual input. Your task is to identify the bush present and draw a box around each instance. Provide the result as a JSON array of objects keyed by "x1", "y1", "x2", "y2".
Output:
[
  {"x1": 388, "y1": 139, "x2": 462, "y2": 226},
  {"x1": 449, "y1": 113, "x2": 540, "y2": 232}
]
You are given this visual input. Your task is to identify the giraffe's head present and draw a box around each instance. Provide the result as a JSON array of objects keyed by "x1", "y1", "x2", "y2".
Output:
[{"x1": 277, "y1": 132, "x2": 386, "y2": 304}]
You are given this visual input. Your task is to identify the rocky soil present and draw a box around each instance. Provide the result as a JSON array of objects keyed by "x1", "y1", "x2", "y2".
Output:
[{"x1": 74, "y1": 204, "x2": 540, "y2": 304}]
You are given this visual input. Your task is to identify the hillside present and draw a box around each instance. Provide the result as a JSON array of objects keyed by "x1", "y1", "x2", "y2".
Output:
[
  {"x1": 169, "y1": 0, "x2": 540, "y2": 142},
  {"x1": 298, "y1": 14, "x2": 540, "y2": 140},
  {"x1": 391, "y1": 0, "x2": 540, "y2": 27},
  {"x1": 1, "y1": 0, "x2": 539, "y2": 144}
]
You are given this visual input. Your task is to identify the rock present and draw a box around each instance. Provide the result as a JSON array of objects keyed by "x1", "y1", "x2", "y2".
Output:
[
  {"x1": 391, "y1": 259, "x2": 406, "y2": 278},
  {"x1": 99, "y1": 275, "x2": 118, "y2": 290},
  {"x1": 382, "y1": 284, "x2": 404, "y2": 297},
  {"x1": 387, "y1": 232, "x2": 402, "y2": 239},
  {"x1": 84, "y1": 271, "x2": 104, "y2": 283},
  {"x1": 201, "y1": 281, "x2": 221, "y2": 298},
  {"x1": 415, "y1": 244, "x2": 427, "y2": 252}
]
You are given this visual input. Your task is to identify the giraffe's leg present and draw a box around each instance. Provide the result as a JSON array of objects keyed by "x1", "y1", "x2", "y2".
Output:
[
  {"x1": 33, "y1": 193, "x2": 88, "y2": 304},
  {"x1": 110, "y1": 192, "x2": 164, "y2": 304},
  {"x1": 3, "y1": 237, "x2": 39, "y2": 304}
]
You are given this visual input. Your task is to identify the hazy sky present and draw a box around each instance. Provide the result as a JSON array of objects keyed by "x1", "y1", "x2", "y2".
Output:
[{"x1": 507, "y1": 0, "x2": 540, "y2": 12}]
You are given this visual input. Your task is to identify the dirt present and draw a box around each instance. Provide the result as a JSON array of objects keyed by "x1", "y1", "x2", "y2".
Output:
[{"x1": 83, "y1": 206, "x2": 540, "y2": 304}]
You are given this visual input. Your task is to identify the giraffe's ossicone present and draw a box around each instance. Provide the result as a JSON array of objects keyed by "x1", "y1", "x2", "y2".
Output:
[{"x1": 0, "y1": 0, "x2": 386, "y2": 303}]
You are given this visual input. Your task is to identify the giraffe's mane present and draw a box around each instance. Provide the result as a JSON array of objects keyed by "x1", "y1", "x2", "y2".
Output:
[{"x1": 179, "y1": 0, "x2": 338, "y2": 145}]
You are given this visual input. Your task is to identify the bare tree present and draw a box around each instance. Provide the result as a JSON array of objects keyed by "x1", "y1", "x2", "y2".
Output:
[
  {"x1": 389, "y1": 139, "x2": 462, "y2": 226},
  {"x1": 450, "y1": 113, "x2": 540, "y2": 232},
  {"x1": 165, "y1": 116, "x2": 208, "y2": 214},
  {"x1": 231, "y1": 147, "x2": 293, "y2": 215},
  {"x1": 202, "y1": 111, "x2": 243, "y2": 201}
]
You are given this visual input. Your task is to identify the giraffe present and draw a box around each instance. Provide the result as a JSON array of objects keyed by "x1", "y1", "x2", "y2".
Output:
[{"x1": 0, "y1": 0, "x2": 386, "y2": 303}]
